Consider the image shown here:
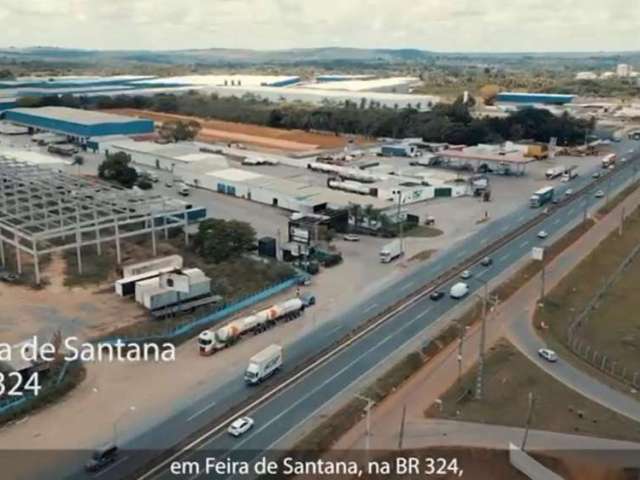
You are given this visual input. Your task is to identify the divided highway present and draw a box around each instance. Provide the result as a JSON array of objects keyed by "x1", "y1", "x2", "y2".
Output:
[{"x1": 64, "y1": 142, "x2": 639, "y2": 480}]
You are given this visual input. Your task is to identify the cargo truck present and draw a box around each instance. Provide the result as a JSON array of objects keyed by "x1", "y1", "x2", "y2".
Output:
[
  {"x1": 602, "y1": 154, "x2": 616, "y2": 169},
  {"x1": 561, "y1": 165, "x2": 578, "y2": 182},
  {"x1": 529, "y1": 186, "x2": 554, "y2": 208},
  {"x1": 545, "y1": 166, "x2": 565, "y2": 179},
  {"x1": 198, "y1": 294, "x2": 315, "y2": 355},
  {"x1": 244, "y1": 344, "x2": 282, "y2": 385},
  {"x1": 380, "y1": 239, "x2": 403, "y2": 263}
]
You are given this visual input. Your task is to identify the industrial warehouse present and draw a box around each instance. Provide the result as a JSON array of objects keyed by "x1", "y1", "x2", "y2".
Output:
[{"x1": 2, "y1": 106, "x2": 155, "y2": 142}]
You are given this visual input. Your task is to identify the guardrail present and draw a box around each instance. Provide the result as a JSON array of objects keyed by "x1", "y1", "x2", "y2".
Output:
[{"x1": 131, "y1": 159, "x2": 636, "y2": 480}]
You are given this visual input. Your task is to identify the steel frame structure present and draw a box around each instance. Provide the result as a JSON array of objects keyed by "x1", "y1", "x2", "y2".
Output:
[{"x1": 0, "y1": 157, "x2": 200, "y2": 284}]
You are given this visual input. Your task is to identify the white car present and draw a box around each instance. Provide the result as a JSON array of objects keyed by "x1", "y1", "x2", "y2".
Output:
[
  {"x1": 537, "y1": 230, "x2": 548, "y2": 239},
  {"x1": 595, "y1": 190, "x2": 605, "y2": 198},
  {"x1": 227, "y1": 416, "x2": 254, "y2": 437},
  {"x1": 564, "y1": 189, "x2": 573, "y2": 197},
  {"x1": 343, "y1": 234, "x2": 360, "y2": 242},
  {"x1": 460, "y1": 270, "x2": 472, "y2": 280},
  {"x1": 538, "y1": 348, "x2": 558, "y2": 363}
]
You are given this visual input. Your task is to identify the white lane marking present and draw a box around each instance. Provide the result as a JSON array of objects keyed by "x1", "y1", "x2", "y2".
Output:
[
  {"x1": 324, "y1": 324, "x2": 343, "y2": 338},
  {"x1": 416, "y1": 306, "x2": 434, "y2": 320},
  {"x1": 500, "y1": 225, "x2": 510, "y2": 232},
  {"x1": 363, "y1": 302, "x2": 379, "y2": 313},
  {"x1": 456, "y1": 249, "x2": 468, "y2": 258},
  {"x1": 187, "y1": 400, "x2": 217, "y2": 422},
  {"x1": 553, "y1": 218, "x2": 561, "y2": 225},
  {"x1": 94, "y1": 456, "x2": 129, "y2": 477},
  {"x1": 214, "y1": 306, "x2": 424, "y2": 462},
  {"x1": 568, "y1": 207, "x2": 576, "y2": 215},
  {"x1": 498, "y1": 252, "x2": 510, "y2": 263},
  {"x1": 519, "y1": 240, "x2": 529, "y2": 249}
]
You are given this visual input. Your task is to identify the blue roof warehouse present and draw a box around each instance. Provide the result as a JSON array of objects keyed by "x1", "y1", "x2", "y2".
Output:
[
  {"x1": 3, "y1": 106, "x2": 154, "y2": 141},
  {"x1": 496, "y1": 92, "x2": 575, "y2": 105}
]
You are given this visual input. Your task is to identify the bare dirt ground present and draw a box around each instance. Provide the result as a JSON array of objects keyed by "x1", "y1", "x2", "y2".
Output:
[
  {"x1": 0, "y1": 254, "x2": 144, "y2": 344},
  {"x1": 105, "y1": 109, "x2": 363, "y2": 151}
]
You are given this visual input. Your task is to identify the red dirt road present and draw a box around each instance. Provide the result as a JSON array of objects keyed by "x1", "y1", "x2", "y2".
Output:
[{"x1": 105, "y1": 109, "x2": 362, "y2": 152}]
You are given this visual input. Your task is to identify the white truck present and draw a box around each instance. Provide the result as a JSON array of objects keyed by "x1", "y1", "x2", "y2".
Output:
[
  {"x1": 198, "y1": 294, "x2": 315, "y2": 355},
  {"x1": 244, "y1": 344, "x2": 283, "y2": 385},
  {"x1": 602, "y1": 154, "x2": 616, "y2": 169},
  {"x1": 545, "y1": 166, "x2": 565, "y2": 179},
  {"x1": 449, "y1": 282, "x2": 469, "y2": 299},
  {"x1": 380, "y1": 239, "x2": 403, "y2": 263}
]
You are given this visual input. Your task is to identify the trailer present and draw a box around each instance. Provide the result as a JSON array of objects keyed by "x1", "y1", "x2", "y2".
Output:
[
  {"x1": 561, "y1": 165, "x2": 579, "y2": 182},
  {"x1": 545, "y1": 166, "x2": 565, "y2": 179},
  {"x1": 114, "y1": 266, "x2": 178, "y2": 297},
  {"x1": 198, "y1": 294, "x2": 315, "y2": 355},
  {"x1": 602, "y1": 154, "x2": 617, "y2": 169},
  {"x1": 380, "y1": 239, "x2": 403, "y2": 263},
  {"x1": 529, "y1": 186, "x2": 554, "y2": 208}
]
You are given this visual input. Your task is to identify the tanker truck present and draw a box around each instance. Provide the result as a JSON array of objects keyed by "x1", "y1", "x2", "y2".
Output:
[{"x1": 198, "y1": 294, "x2": 315, "y2": 355}]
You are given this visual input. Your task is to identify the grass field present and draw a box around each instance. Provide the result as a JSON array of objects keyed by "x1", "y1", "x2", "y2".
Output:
[
  {"x1": 406, "y1": 225, "x2": 444, "y2": 238},
  {"x1": 425, "y1": 340, "x2": 640, "y2": 443},
  {"x1": 537, "y1": 206, "x2": 640, "y2": 377}
]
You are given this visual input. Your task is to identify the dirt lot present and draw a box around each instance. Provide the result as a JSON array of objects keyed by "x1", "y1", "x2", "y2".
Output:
[
  {"x1": 0, "y1": 254, "x2": 145, "y2": 345},
  {"x1": 425, "y1": 340, "x2": 640, "y2": 443},
  {"x1": 105, "y1": 109, "x2": 363, "y2": 151},
  {"x1": 538, "y1": 202, "x2": 640, "y2": 375}
]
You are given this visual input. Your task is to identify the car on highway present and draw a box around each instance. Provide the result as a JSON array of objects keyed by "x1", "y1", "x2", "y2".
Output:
[
  {"x1": 595, "y1": 190, "x2": 605, "y2": 199},
  {"x1": 460, "y1": 270, "x2": 472, "y2": 279},
  {"x1": 343, "y1": 234, "x2": 360, "y2": 242},
  {"x1": 592, "y1": 172, "x2": 600, "y2": 179},
  {"x1": 84, "y1": 444, "x2": 119, "y2": 472},
  {"x1": 564, "y1": 188, "x2": 573, "y2": 197},
  {"x1": 429, "y1": 290, "x2": 445, "y2": 301},
  {"x1": 165, "y1": 179, "x2": 173, "y2": 188},
  {"x1": 537, "y1": 230, "x2": 548, "y2": 239},
  {"x1": 227, "y1": 416, "x2": 254, "y2": 437},
  {"x1": 538, "y1": 348, "x2": 558, "y2": 363},
  {"x1": 480, "y1": 256, "x2": 492, "y2": 267}
]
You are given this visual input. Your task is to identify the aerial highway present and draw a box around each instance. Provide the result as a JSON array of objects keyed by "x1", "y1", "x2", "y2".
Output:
[{"x1": 63, "y1": 141, "x2": 640, "y2": 480}]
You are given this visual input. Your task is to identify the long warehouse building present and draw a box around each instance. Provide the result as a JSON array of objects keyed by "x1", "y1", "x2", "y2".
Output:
[{"x1": 3, "y1": 106, "x2": 155, "y2": 141}]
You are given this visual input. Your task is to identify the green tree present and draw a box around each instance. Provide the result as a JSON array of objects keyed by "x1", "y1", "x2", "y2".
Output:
[
  {"x1": 98, "y1": 152, "x2": 138, "y2": 188},
  {"x1": 193, "y1": 219, "x2": 256, "y2": 263},
  {"x1": 159, "y1": 120, "x2": 201, "y2": 142}
]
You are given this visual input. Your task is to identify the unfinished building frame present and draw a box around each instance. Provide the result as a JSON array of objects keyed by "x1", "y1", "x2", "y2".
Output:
[{"x1": 0, "y1": 157, "x2": 202, "y2": 284}]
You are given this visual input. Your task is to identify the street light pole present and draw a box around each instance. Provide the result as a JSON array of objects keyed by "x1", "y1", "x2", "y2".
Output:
[
  {"x1": 356, "y1": 394, "x2": 375, "y2": 455},
  {"x1": 474, "y1": 281, "x2": 488, "y2": 401},
  {"x1": 521, "y1": 392, "x2": 536, "y2": 451},
  {"x1": 457, "y1": 322, "x2": 465, "y2": 383}
]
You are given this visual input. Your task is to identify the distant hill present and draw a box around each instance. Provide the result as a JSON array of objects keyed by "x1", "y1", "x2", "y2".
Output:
[{"x1": 0, "y1": 46, "x2": 433, "y2": 65}]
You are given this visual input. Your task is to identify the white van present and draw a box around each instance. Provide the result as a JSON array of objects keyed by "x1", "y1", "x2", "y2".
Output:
[{"x1": 449, "y1": 282, "x2": 469, "y2": 299}]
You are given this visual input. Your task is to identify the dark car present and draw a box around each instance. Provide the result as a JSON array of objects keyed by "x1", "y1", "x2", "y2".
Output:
[
  {"x1": 430, "y1": 290, "x2": 445, "y2": 301},
  {"x1": 480, "y1": 256, "x2": 493, "y2": 267},
  {"x1": 85, "y1": 444, "x2": 119, "y2": 472}
]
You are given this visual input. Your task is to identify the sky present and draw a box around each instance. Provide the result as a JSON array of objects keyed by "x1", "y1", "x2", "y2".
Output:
[{"x1": 0, "y1": 0, "x2": 638, "y2": 52}]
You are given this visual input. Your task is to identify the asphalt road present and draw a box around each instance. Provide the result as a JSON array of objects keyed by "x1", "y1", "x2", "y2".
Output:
[{"x1": 64, "y1": 140, "x2": 640, "y2": 480}]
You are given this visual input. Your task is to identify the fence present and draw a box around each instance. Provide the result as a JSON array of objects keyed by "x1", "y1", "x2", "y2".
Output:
[
  {"x1": 566, "y1": 241, "x2": 640, "y2": 389},
  {"x1": 100, "y1": 275, "x2": 301, "y2": 345},
  {"x1": 0, "y1": 360, "x2": 73, "y2": 416}
]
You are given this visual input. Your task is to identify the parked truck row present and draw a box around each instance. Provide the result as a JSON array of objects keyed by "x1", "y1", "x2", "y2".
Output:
[{"x1": 198, "y1": 294, "x2": 316, "y2": 355}]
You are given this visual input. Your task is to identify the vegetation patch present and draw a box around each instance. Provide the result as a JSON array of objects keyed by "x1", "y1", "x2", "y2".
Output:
[
  {"x1": 425, "y1": 340, "x2": 640, "y2": 443},
  {"x1": 405, "y1": 226, "x2": 444, "y2": 238}
]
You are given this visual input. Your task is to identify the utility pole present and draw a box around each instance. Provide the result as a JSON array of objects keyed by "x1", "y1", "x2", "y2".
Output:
[
  {"x1": 521, "y1": 392, "x2": 536, "y2": 451},
  {"x1": 394, "y1": 190, "x2": 404, "y2": 254},
  {"x1": 619, "y1": 206, "x2": 625, "y2": 236},
  {"x1": 398, "y1": 404, "x2": 407, "y2": 450},
  {"x1": 474, "y1": 281, "x2": 488, "y2": 401},
  {"x1": 457, "y1": 322, "x2": 465, "y2": 383},
  {"x1": 356, "y1": 394, "x2": 375, "y2": 457}
]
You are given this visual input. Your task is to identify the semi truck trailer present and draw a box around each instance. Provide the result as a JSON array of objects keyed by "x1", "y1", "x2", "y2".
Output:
[
  {"x1": 529, "y1": 186, "x2": 554, "y2": 208},
  {"x1": 198, "y1": 294, "x2": 315, "y2": 355},
  {"x1": 380, "y1": 239, "x2": 403, "y2": 263},
  {"x1": 244, "y1": 344, "x2": 283, "y2": 385}
]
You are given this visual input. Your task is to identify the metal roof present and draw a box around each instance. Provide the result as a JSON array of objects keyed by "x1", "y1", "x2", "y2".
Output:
[{"x1": 7, "y1": 106, "x2": 148, "y2": 125}]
